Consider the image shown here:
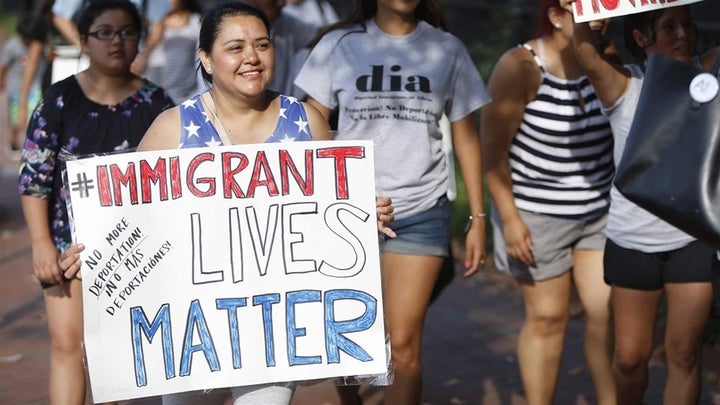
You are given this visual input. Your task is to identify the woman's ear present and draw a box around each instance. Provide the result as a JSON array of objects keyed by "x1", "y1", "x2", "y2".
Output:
[
  {"x1": 80, "y1": 37, "x2": 89, "y2": 55},
  {"x1": 547, "y1": 7, "x2": 565, "y2": 29},
  {"x1": 632, "y1": 29, "x2": 651, "y2": 50},
  {"x1": 198, "y1": 49, "x2": 212, "y2": 75}
]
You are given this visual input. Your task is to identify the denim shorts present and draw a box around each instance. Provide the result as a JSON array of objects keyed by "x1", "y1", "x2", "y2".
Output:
[{"x1": 380, "y1": 196, "x2": 451, "y2": 257}]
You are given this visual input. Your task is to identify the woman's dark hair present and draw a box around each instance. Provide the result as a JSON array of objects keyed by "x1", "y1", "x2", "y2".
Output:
[
  {"x1": 309, "y1": 0, "x2": 447, "y2": 49},
  {"x1": 197, "y1": 1, "x2": 272, "y2": 84},
  {"x1": 623, "y1": 6, "x2": 692, "y2": 61},
  {"x1": 17, "y1": 12, "x2": 50, "y2": 42},
  {"x1": 76, "y1": 0, "x2": 143, "y2": 38}
]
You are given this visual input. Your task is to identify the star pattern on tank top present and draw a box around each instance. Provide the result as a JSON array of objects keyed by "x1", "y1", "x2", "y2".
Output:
[
  {"x1": 182, "y1": 98, "x2": 197, "y2": 109},
  {"x1": 279, "y1": 134, "x2": 296, "y2": 143},
  {"x1": 293, "y1": 117, "x2": 309, "y2": 135},
  {"x1": 184, "y1": 121, "x2": 201, "y2": 138},
  {"x1": 179, "y1": 94, "x2": 313, "y2": 148},
  {"x1": 205, "y1": 137, "x2": 223, "y2": 147}
]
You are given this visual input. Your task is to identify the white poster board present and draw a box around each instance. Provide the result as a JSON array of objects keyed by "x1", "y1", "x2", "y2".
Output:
[
  {"x1": 65, "y1": 141, "x2": 387, "y2": 402},
  {"x1": 570, "y1": 0, "x2": 705, "y2": 22},
  {"x1": 51, "y1": 45, "x2": 89, "y2": 84}
]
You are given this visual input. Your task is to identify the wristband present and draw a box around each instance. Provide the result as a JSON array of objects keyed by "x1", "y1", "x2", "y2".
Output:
[{"x1": 464, "y1": 212, "x2": 486, "y2": 233}]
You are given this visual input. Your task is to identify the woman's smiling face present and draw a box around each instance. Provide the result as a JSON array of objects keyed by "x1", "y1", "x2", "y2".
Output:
[
  {"x1": 200, "y1": 14, "x2": 275, "y2": 99},
  {"x1": 645, "y1": 7, "x2": 696, "y2": 63}
]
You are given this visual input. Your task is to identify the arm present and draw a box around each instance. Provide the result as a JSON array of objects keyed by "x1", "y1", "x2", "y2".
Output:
[
  {"x1": 306, "y1": 97, "x2": 331, "y2": 122},
  {"x1": 453, "y1": 112, "x2": 486, "y2": 277},
  {"x1": 480, "y1": 48, "x2": 538, "y2": 266},
  {"x1": 305, "y1": 101, "x2": 332, "y2": 140},
  {"x1": 53, "y1": 14, "x2": 81, "y2": 47},
  {"x1": 17, "y1": 40, "x2": 45, "y2": 132},
  {"x1": 21, "y1": 196, "x2": 65, "y2": 285},
  {"x1": 137, "y1": 107, "x2": 182, "y2": 151},
  {"x1": 561, "y1": 0, "x2": 630, "y2": 107},
  {"x1": 0, "y1": 65, "x2": 7, "y2": 92},
  {"x1": 131, "y1": 20, "x2": 165, "y2": 75},
  {"x1": 701, "y1": 46, "x2": 720, "y2": 71},
  {"x1": 18, "y1": 90, "x2": 65, "y2": 285}
]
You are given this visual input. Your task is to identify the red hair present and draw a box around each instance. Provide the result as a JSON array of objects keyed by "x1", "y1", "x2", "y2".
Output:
[{"x1": 536, "y1": 0, "x2": 559, "y2": 37}]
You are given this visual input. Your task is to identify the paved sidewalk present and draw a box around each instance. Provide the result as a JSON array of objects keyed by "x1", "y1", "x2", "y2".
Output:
[{"x1": 2, "y1": 159, "x2": 720, "y2": 404}]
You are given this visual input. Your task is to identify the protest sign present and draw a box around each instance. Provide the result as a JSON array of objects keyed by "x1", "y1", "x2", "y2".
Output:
[
  {"x1": 570, "y1": 0, "x2": 705, "y2": 22},
  {"x1": 65, "y1": 140, "x2": 387, "y2": 402}
]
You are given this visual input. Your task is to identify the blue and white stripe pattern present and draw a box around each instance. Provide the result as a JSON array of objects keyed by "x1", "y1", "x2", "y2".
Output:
[{"x1": 510, "y1": 44, "x2": 614, "y2": 220}]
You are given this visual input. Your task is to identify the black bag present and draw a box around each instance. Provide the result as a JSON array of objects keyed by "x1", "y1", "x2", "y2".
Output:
[{"x1": 614, "y1": 52, "x2": 720, "y2": 247}]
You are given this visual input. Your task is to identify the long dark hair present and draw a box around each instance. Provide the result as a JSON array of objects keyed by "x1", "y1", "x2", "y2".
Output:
[{"x1": 309, "y1": 0, "x2": 447, "y2": 48}]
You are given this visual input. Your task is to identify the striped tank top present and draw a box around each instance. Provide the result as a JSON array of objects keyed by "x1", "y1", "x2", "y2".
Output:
[{"x1": 510, "y1": 42, "x2": 614, "y2": 220}]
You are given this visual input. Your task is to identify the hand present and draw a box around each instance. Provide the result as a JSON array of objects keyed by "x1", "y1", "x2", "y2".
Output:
[
  {"x1": 559, "y1": 0, "x2": 576, "y2": 14},
  {"x1": 130, "y1": 53, "x2": 147, "y2": 75},
  {"x1": 503, "y1": 216, "x2": 534, "y2": 266},
  {"x1": 59, "y1": 243, "x2": 85, "y2": 280},
  {"x1": 32, "y1": 238, "x2": 63, "y2": 285},
  {"x1": 375, "y1": 196, "x2": 396, "y2": 238},
  {"x1": 463, "y1": 219, "x2": 487, "y2": 278}
]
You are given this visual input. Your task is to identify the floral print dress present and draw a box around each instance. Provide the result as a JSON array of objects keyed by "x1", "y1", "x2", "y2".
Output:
[{"x1": 18, "y1": 75, "x2": 174, "y2": 252}]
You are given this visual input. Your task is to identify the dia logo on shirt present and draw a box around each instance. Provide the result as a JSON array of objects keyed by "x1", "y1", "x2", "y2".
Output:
[{"x1": 355, "y1": 65, "x2": 431, "y2": 93}]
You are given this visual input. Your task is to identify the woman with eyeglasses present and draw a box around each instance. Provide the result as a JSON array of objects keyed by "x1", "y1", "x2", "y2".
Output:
[{"x1": 17, "y1": 0, "x2": 173, "y2": 402}]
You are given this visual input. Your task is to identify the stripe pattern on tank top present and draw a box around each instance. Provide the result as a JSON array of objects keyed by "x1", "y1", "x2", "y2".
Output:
[{"x1": 510, "y1": 43, "x2": 614, "y2": 220}]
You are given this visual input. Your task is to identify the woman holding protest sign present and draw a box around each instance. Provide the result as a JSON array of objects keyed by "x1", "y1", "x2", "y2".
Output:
[
  {"x1": 560, "y1": 1, "x2": 720, "y2": 403},
  {"x1": 17, "y1": 0, "x2": 174, "y2": 403},
  {"x1": 57, "y1": 2, "x2": 394, "y2": 404},
  {"x1": 294, "y1": 0, "x2": 489, "y2": 403},
  {"x1": 481, "y1": 0, "x2": 616, "y2": 403}
]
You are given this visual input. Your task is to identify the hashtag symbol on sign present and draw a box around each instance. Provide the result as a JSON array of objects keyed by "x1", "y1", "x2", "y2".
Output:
[{"x1": 71, "y1": 172, "x2": 95, "y2": 198}]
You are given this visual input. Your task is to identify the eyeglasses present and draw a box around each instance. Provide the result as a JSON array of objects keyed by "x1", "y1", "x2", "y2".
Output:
[{"x1": 86, "y1": 28, "x2": 140, "y2": 41}]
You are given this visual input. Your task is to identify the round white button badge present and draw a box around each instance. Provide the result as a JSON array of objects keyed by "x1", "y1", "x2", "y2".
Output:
[{"x1": 689, "y1": 73, "x2": 719, "y2": 104}]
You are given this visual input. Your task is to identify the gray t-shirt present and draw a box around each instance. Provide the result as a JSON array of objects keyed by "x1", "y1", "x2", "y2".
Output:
[
  {"x1": 295, "y1": 19, "x2": 490, "y2": 219},
  {"x1": 0, "y1": 36, "x2": 44, "y2": 96},
  {"x1": 269, "y1": 11, "x2": 320, "y2": 99},
  {"x1": 604, "y1": 64, "x2": 694, "y2": 252}
]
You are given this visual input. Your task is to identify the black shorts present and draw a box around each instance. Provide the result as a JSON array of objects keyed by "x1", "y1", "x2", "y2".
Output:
[{"x1": 604, "y1": 239, "x2": 714, "y2": 290}]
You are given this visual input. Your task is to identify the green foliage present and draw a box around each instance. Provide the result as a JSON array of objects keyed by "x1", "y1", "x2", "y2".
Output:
[
  {"x1": 449, "y1": 158, "x2": 494, "y2": 250},
  {"x1": 0, "y1": 7, "x2": 18, "y2": 39}
]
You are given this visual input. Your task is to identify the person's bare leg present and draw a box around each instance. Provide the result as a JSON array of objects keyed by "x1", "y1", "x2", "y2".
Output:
[
  {"x1": 516, "y1": 273, "x2": 571, "y2": 405},
  {"x1": 44, "y1": 279, "x2": 86, "y2": 405},
  {"x1": 663, "y1": 282, "x2": 712, "y2": 404},
  {"x1": 572, "y1": 249, "x2": 615, "y2": 405},
  {"x1": 381, "y1": 252, "x2": 442, "y2": 405},
  {"x1": 611, "y1": 286, "x2": 663, "y2": 405}
]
